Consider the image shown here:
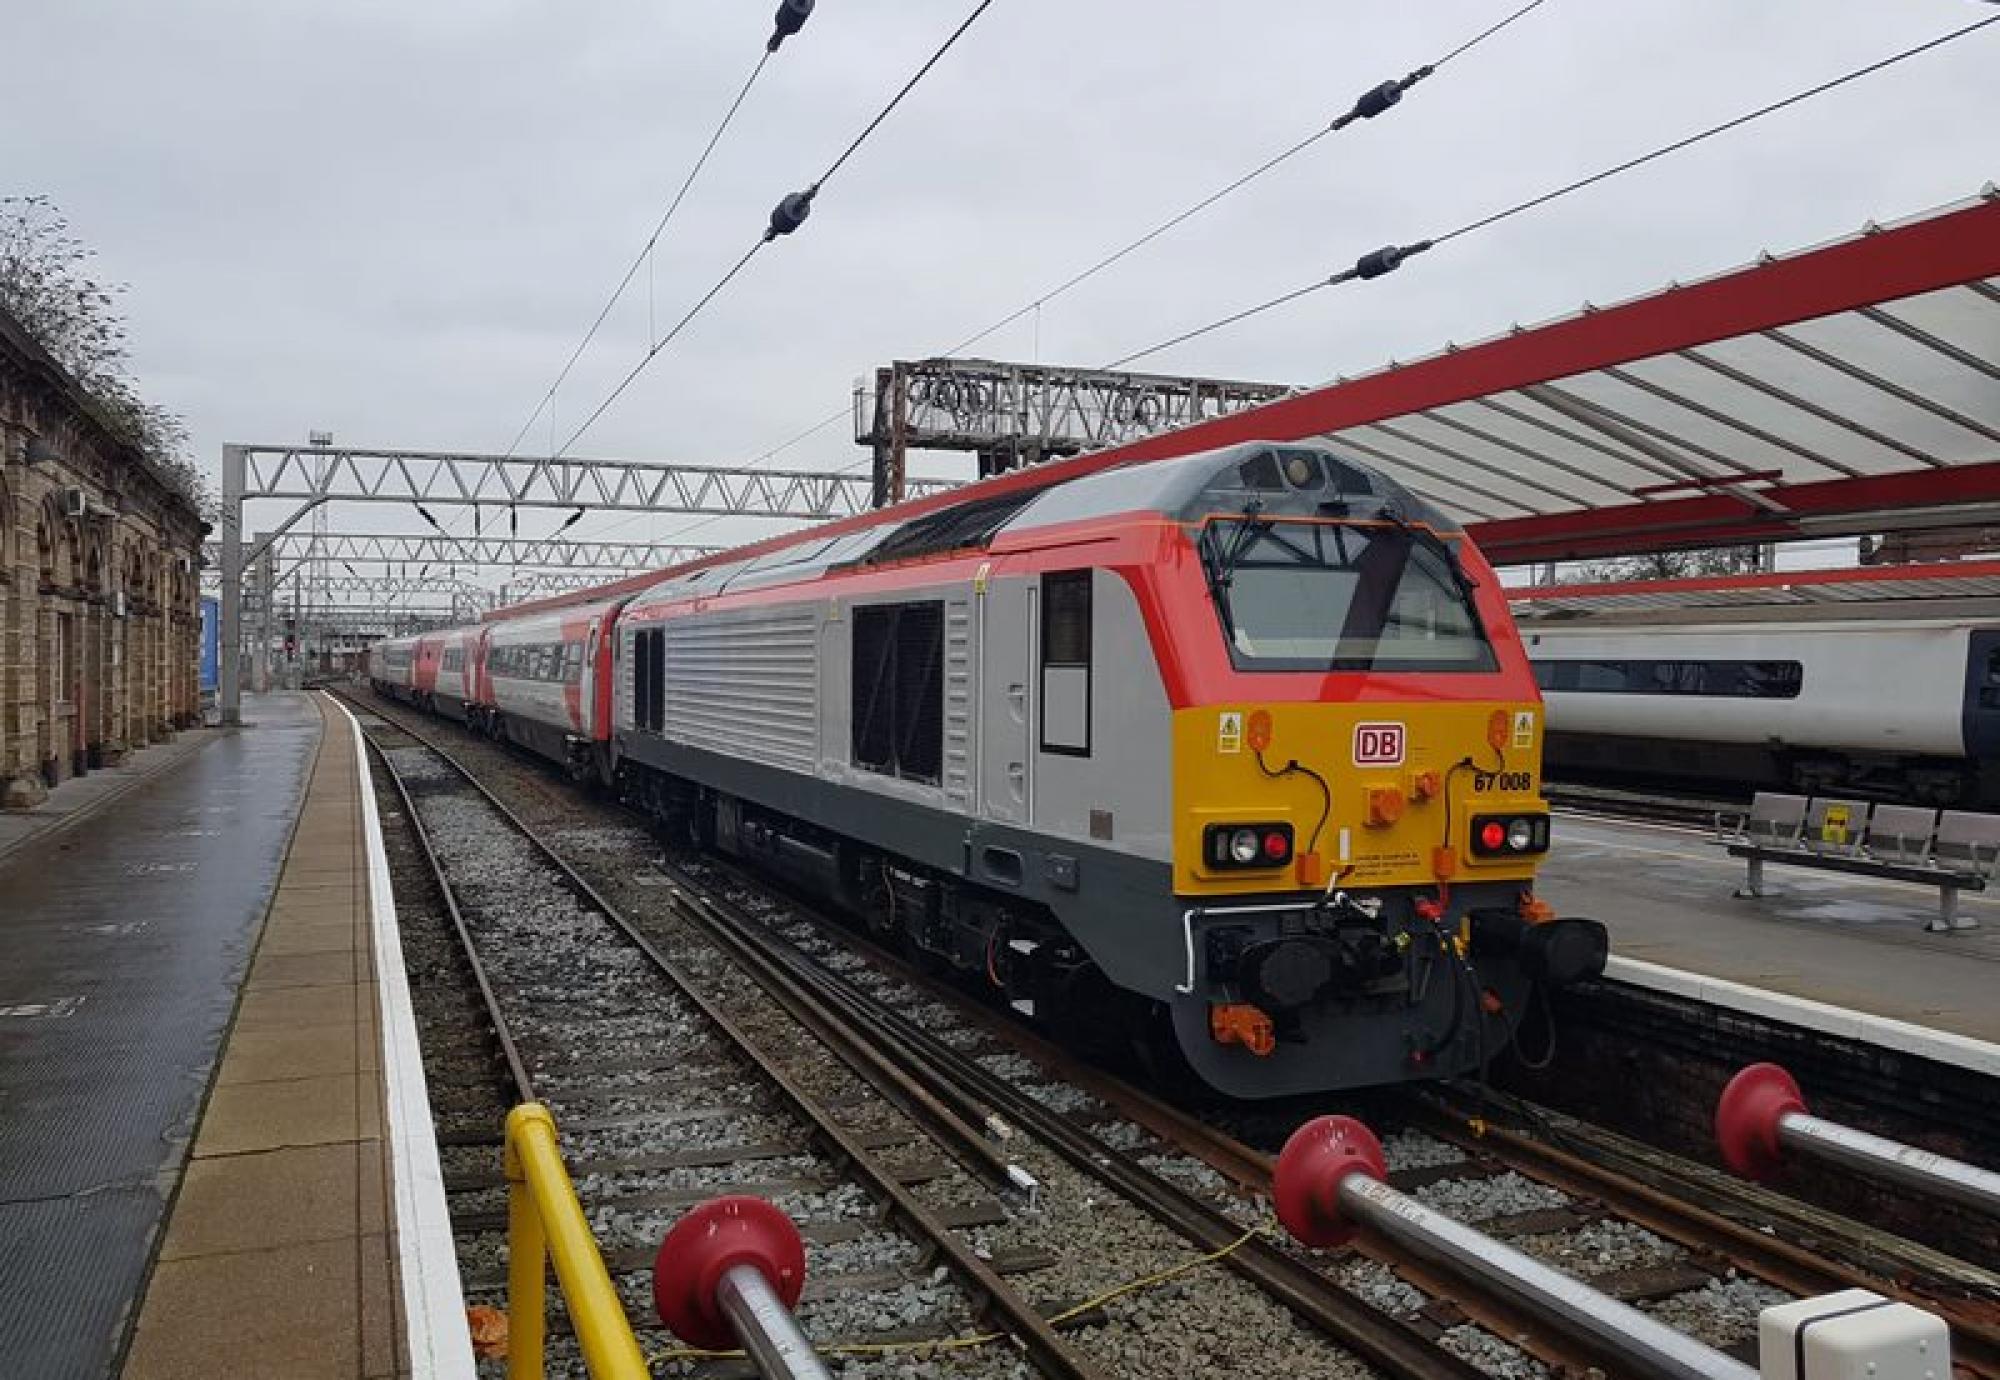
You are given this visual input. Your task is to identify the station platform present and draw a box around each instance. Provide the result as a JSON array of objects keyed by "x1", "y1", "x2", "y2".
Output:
[
  {"x1": 1540, "y1": 810, "x2": 2000, "y2": 1062},
  {"x1": 0, "y1": 691, "x2": 464, "y2": 1380},
  {"x1": 0, "y1": 724, "x2": 222, "y2": 865}
]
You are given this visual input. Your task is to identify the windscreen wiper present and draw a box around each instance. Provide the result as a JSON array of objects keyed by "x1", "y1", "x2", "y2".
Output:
[
  {"x1": 1199, "y1": 504, "x2": 1270, "y2": 635},
  {"x1": 1375, "y1": 502, "x2": 1479, "y2": 593}
]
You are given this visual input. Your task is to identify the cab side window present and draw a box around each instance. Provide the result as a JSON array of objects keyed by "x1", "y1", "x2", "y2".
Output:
[{"x1": 1041, "y1": 571, "x2": 1091, "y2": 755}]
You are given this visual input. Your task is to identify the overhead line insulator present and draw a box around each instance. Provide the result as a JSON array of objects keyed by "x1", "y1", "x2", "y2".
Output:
[
  {"x1": 1332, "y1": 65, "x2": 1434, "y2": 130},
  {"x1": 766, "y1": 187, "x2": 817, "y2": 241},
  {"x1": 1344, "y1": 239, "x2": 1433, "y2": 283},
  {"x1": 768, "y1": 0, "x2": 814, "y2": 53}
]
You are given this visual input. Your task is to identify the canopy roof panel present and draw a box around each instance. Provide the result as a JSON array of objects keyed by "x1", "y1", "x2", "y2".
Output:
[{"x1": 1089, "y1": 189, "x2": 2000, "y2": 566}]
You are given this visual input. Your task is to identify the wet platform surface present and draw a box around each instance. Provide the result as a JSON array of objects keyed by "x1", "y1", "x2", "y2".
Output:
[
  {"x1": 1541, "y1": 812, "x2": 2000, "y2": 1045},
  {"x1": 0, "y1": 727, "x2": 222, "y2": 864},
  {"x1": 0, "y1": 694, "x2": 319, "y2": 1378},
  {"x1": 122, "y1": 694, "x2": 408, "y2": 1380}
]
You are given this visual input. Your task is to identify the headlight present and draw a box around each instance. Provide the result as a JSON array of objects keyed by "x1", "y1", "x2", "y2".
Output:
[
  {"x1": 1507, "y1": 818, "x2": 1535, "y2": 851},
  {"x1": 1204, "y1": 822, "x2": 1295, "y2": 870}
]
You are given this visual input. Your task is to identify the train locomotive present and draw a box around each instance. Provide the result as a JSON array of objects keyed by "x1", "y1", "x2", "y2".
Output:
[{"x1": 371, "y1": 440, "x2": 1607, "y2": 1098}]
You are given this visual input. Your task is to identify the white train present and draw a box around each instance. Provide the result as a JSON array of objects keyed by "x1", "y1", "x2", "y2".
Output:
[{"x1": 1525, "y1": 616, "x2": 2000, "y2": 805}]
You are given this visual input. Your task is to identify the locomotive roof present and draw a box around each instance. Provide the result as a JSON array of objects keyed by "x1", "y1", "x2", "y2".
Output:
[{"x1": 624, "y1": 440, "x2": 1453, "y2": 611}]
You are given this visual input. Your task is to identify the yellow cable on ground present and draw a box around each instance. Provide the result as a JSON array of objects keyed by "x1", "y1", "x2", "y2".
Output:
[{"x1": 645, "y1": 1226, "x2": 1267, "y2": 1365}]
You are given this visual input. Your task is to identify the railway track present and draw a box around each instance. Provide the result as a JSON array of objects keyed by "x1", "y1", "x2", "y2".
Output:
[
  {"x1": 350, "y1": 690, "x2": 2000, "y2": 1378},
  {"x1": 1542, "y1": 781, "x2": 1738, "y2": 829},
  {"x1": 693, "y1": 853, "x2": 2000, "y2": 1378},
  {"x1": 360, "y1": 710, "x2": 1084, "y2": 1377},
  {"x1": 350, "y1": 696, "x2": 1483, "y2": 1379}
]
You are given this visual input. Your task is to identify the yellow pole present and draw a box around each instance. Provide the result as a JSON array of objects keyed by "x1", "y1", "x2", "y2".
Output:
[
  {"x1": 505, "y1": 1111, "x2": 549, "y2": 1380},
  {"x1": 506, "y1": 1103, "x2": 650, "y2": 1379}
]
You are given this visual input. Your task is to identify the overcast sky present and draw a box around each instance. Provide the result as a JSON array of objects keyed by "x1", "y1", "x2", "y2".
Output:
[{"x1": 7, "y1": 0, "x2": 1996, "y2": 568}]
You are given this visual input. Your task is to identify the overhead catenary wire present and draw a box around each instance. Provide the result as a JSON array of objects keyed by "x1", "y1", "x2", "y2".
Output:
[
  {"x1": 548, "y1": 0, "x2": 1004, "y2": 468},
  {"x1": 499, "y1": 2, "x2": 821, "y2": 468},
  {"x1": 551, "y1": 239, "x2": 768, "y2": 459},
  {"x1": 587, "y1": 0, "x2": 1548, "y2": 550},
  {"x1": 639, "y1": 6, "x2": 1990, "y2": 551},
  {"x1": 816, "y1": 0, "x2": 997, "y2": 191},
  {"x1": 499, "y1": 49, "x2": 775, "y2": 463},
  {"x1": 939, "y1": 0, "x2": 1552, "y2": 359},
  {"x1": 453, "y1": 5, "x2": 813, "y2": 553},
  {"x1": 584, "y1": 0, "x2": 1552, "y2": 552},
  {"x1": 1102, "y1": 10, "x2": 2000, "y2": 372}
]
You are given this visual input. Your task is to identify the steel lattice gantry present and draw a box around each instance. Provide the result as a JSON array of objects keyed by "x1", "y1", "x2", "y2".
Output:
[
  {"x1": 200, "y1": 531, "x2": 727, "y2": 574},
  {"x1": 215, "y1": 442, "x2": 960, "y2": 721},
  {"x1": 855, "y1": 358, "x2": 1293, "y2": 504},
  {"x1": 225, "y1": 443, "x2": 957, "y2": 517}
]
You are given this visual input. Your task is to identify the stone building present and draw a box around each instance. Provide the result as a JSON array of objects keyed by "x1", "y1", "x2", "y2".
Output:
[{"x1": 0, "y1": 303, "x2": 207, "y2": 808}]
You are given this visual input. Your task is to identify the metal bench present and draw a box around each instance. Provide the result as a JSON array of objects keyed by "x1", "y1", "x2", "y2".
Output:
[
  {"x1": 1715, "y1": 791, "x2": 1807, "y2": 852},
  {"x1": 1715, "y1": 793, "x2": 1993, "y2": 933}
]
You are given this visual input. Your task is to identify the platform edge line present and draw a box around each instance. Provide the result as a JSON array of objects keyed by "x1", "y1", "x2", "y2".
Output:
[
  {"x1": 332, "y1": 692, "x2": 478, "y2": 1378},
  {"x1": 1604, "y1": 954, "x2": 2000, "y2": 1077}
]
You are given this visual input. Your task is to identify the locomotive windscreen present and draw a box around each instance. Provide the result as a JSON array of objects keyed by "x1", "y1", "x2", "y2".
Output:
[{"x1": 1203, "y1": 518, "x2": 1495, "y2": 673}]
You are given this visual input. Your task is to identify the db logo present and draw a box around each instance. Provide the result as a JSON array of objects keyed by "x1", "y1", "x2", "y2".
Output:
[{"x1": 1353, "y1": 722, "x2": 1406, "y2": 766}]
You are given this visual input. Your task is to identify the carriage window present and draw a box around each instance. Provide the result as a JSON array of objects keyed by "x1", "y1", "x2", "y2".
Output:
[
  {"x1": 633, "y1": 631, "x2": 652, "y2": 728},
  {"x1": 1040, "y1": 571, "x2": 1091, "y2": 755},
  {"x1": 1533, "y1": 658, "x2": 1802, "y2": 698},
  {"x1": 851, "y1": 601, "x2": 944, "y2": 784},
  {"x1": 647, "y1": 629, "x2": 666, "y2": 730},
  {"x1": 442, "y1": 647, "x2": 463, "y2": 673}
]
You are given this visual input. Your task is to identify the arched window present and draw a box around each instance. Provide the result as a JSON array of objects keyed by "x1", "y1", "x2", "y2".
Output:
[{"x1": 36, "y1": 514, "x2": 56, "y2": 587}]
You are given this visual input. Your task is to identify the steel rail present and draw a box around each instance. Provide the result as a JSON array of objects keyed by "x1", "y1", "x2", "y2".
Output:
[
  {"x1": 673, "y1": 860, "x2": 1999, "y2": 1380},
  {"x1": 356, "y1": 688, "x2": 2000, "y2": 1376},
  {"x1": 1541, "y1": 783, "x2": 1722, "y2": 829},
  {"x1": 341, "y1": 692, "x2": 1107, "y2": 1380},
  {"x1": 1410, "y1": 1091, "x2": 2000, "y2": 1376},
  {"x1": 678, "y1": 857, "x2": 1636, "y2": 1376},
  {"x1": 358, "y1": 716, "x2": 538, "y2": 1102},
  {"x1": 661, "y1": 875, "x2": 1495, "y2": 1380},
  {"x1": 1446, "y1": 1083, "x2": 2000, "y2": 1296}
]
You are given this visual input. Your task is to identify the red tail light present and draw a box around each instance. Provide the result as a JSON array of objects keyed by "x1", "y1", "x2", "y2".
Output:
[{"x1": 1470, "y1": 813, "x2": 1550, "y2": 858}]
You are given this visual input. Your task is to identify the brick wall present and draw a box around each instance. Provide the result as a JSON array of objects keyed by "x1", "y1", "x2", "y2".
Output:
[{"x1": 0, "y1": 309, "x2": 206, "y2": 808}]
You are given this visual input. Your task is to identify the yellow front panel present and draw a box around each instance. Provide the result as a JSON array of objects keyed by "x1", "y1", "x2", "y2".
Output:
[{"x1": 1172, "y1": 700, "x2": 1547, "y2": 895}]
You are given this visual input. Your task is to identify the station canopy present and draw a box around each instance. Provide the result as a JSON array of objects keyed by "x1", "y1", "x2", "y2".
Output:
[
  {"x1": 1507, "y1": 557, "x2": 2000, "y2": 623},
  {"x1": 503, "y1": 191, "x2": 2000, "y2": 619},
  {"x1": 1089, "y1": 190, "x2": 2000, "y2": 567}
]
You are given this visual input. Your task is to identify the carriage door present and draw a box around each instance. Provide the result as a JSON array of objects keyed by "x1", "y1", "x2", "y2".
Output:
[{"x1": 978, "y1": 572, "x2": 1034, "y2": 824}]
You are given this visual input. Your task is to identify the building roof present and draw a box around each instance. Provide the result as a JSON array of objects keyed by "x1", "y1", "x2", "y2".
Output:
[{"x1": 1508, "y1": 558, "x2": 2000, "y2": 624}]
